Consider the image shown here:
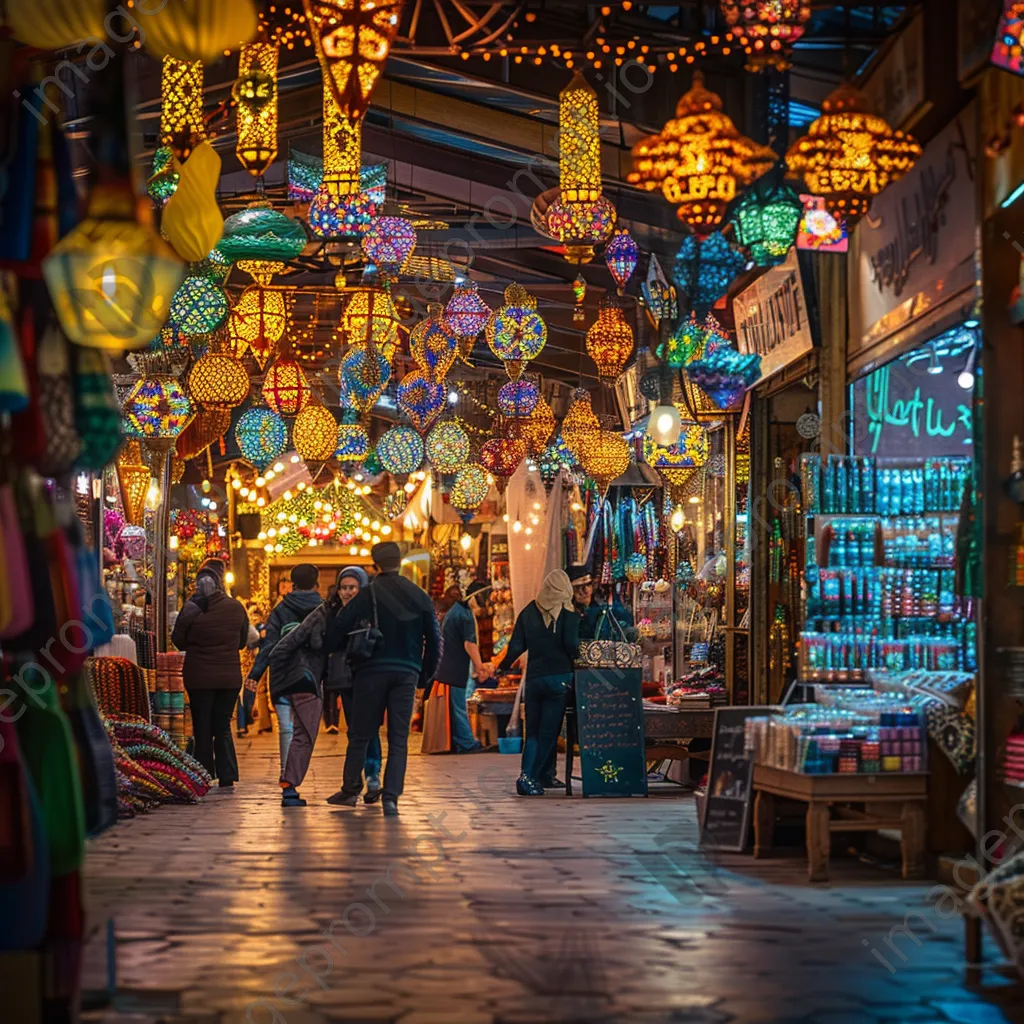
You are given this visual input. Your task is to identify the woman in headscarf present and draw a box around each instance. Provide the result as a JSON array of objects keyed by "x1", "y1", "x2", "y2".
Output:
[{"x1": 500, "y1": 569, "x2": 580, "y2": 795}]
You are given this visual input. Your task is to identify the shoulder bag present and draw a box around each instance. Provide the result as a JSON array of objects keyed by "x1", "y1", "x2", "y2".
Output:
[
  {"x1": 347, "y1": 581, "x2": 384, "y2": 663},
  {"x1": 575, "y1": 606, "x2": 643, "y2": 670}
]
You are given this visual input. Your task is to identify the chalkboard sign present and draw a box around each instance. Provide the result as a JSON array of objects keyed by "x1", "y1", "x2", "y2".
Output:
[
  {"x1": 700, "y1": 706, "x2": 761, "y2": 852},
  {"x1": 574, "y1": 668, "x2": 647, "y2": 797}
]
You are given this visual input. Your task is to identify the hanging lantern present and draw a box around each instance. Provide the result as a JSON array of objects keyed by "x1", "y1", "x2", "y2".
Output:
[
  {"x1": 397, "y1": 369, "x2": 446, "y2": 434},
  {"x1": 228, "y1": 284, "x2": 288, "y2": 369},
  {"x1": 625, "y1": 553, "x2": 647, "y2": 583},
  {"x1": 340, "y1": 286, "x2": 400, "y2": 356},
  {"x1": 310, "y1": 89, "x2": 365, "y2": 239},
  {"x1": 147, "y1": 147, "x2": 181, "y2": 206},
  {"x1": 508, "y1": 396, "x2": 556, "y2": 457},
  {"x1": 168, "y1": 268, "x2": 229, "y2": 337},
  {"x1": 377, "y1": 425, "x2": 425, "y2": 476},
  {"x1": 642, "y1": 420, "x2": 710, "y2": 470},
  {"x1": 340, "y1": 343, "x2": 391, "y2": 412},
  {"x1": 561, "y1": 388, "x2": 601, "y2": 461},
  {"x1": 662, "y1": 313, "x2": 704, "y2": 368},
  {"x1": 450, "y1": 463, "x2": 490, "y2": 522},
  {"x1": 488, "y1": 283, "x2": 547, "y2": 380},
  {"x1": 785, "y1": 83, "x2": 922, "y2": 224},
  {"x1": 627, "y1": 71, "x2": 775, "y2": 231},
  {"x1": 721, "y1": 1, "x2": 812, "y2": 72},
  {"x1": 672, "y1": 232, "x2": 745, "y2": 317},
  {"x1": 293, "y1": 405, "x2": 338, "y2": 462},
  {"x1": 480, "y1": 437, "x2": 527, "y2": 484},
  {"x1": 335, "y1": 421, "x2": 370, "y2": 462},
  {"x1": 235, "y1": 407, "x2": 288, "y2": 469},
  {"x1": 604, "y1": 229, "x2": 639, "y2": 293},
  {"x1": 117, "y1": 440, "x2": 151, "y2": 527},
  {"x1": 586, "y1": 299, "x2": 634, "y2": 381},
  {"x1": 234, "y1": 41, "x2": 279, "y2": 177},
  {"x1": 187, "y1": 353, "x2": 250, "y2": 409},
  {"x1": 162, "y1": 142, "x2": 224, "y2": 264},
  {"x1": 218, "y1": 203, "x2": 307, "y2": 262},
  {"x1": 262, "y1": 359, "x2": 311, "y2": 416},
  {"x1": 580, "y1": 430, "x2": 630, "y2": 496},
  {"x1": 141, "y1": 0, "x2": 258, "y2": 63},
  {"x1": 497, "y1": 376, "x2": 540, "y2": 418},
  {"x1": 122, "y1": 375, "x2": 192, "y2": 439},
  {"x1": 362, "y1": 216, "x2": 417, "y2": 276},
  {"x1": 426, "y1": 421, "x2": 470, "y2": 474},
  {"x1": 43, "y1": 184, "x2": 184, "y2": 353},
  {"x1": 729, "y1": 175, "x2": 803, "y2": 266},
  {"x1": 539, "y1": 436, "x2": 573, "y2": 493},
  {"x1": 544, "y1": 71, "x2": 616, "y2": 263},
  {"x1": 5, "y1": 0, "x2": 104, "y2": 50},
  {"x1": 176, "y1": 407, "x2": 231, "y2": 459},
  {"x1": 159, "y1": 56, "x2": 205, "y2": 161},
  {"x1": 410, "y1": 303, "x2": 458, "y2": 380},
  {"x1": 686, "y1": 344, "x2": 762, "y2": 409},
  {"x1": 444, "y1": 280, "x2": 491, "y2": 362}
]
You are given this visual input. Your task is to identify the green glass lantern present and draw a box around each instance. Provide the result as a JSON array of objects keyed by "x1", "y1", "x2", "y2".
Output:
[
  {"x1": 217, "y1": 202, "x2": 308, "y2": 263},
  {"x1": 169, "y1": 270, "x2": 229, "y2": 337},
  {"x1": 730, "y1": 179, "x2": 802, "y2": 267}
]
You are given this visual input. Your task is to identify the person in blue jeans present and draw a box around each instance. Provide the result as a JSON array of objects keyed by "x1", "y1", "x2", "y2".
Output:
[{"x1": 434, "y1": 581, "x2": 492, "y2": 753}]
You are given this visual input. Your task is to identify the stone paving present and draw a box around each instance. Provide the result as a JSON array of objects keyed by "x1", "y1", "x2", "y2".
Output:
[{"x1": 81, "y1": 731, "x2": 1024, "y2": 1024}]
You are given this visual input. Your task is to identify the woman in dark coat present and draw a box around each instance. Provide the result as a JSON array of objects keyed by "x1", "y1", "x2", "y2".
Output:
[
  {"x1": 171, "y1": 565, "x2": 250, "y2": 787},
  {"x1": 500, "y1": 569, "x2": 580, "y2": 796}
]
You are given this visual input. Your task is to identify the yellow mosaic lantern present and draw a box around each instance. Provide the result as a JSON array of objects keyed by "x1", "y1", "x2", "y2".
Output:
[
  {"x1": 292, "y1": 405, "x2": 338, "y2": 462},
  {"x1": 117, "y1": 440, "x2": 151, "y2": 527},
  {"x1": 580, "y1": 430, "x2": 630, "y2": 496},
  {"x1": 507, "y1": 396, "x2": 556, "y2": 457},
  {"x1": 228, "y1": 284, "x2": 288, "y2": 369},
  {"x1": 340, "y1": 286, "x2": 400, "y2": 359},
  {"x1": 410, "y1": 303, "x2": 458, "y2": 381},
  {"x1": 586, "y1": 300, "x2": 634, "y2": 381},
  {"x1": 159, "y1": 55, "x2": 205, "y2": 161},
  {"x1": 560, "y1": 388, "x2": 601, "y2": 462},
  {"x1": 262, "y1": 359, "x2": 311, "y2": 416},
  {"x1": 187, "y1": 353, "x2": 250, "y2": 410},
  {"x1": 234, "y1": 41, "x2": 279, "y2": 177},
  {"x1": 785, "y1": 82, "x2": 922, "y2": 224}
]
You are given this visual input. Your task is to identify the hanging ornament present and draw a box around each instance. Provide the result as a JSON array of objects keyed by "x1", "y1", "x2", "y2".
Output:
[
  {"x1": 309, "y1": 89, "x2": 367, "y2": 239},
  {"x1": 168, "y1": 269, "x2": 229, "y2": 337},
  {"x1": 234, "y1": 41, "x2": 280, "y2": 177},
  {"x1": 561, "y1": 388, "x2": 601, "y2": 461},
  {"x1": 122, "y1": 375, "x2": 191, "y2": 440},
  {"x1": 409, "y1": 303, "x2": 458, "y2": 380},
  {"x1": 147, "y1": 146, "x2": 180, "y2": 206},
  {"x1": 340, "y1": 286, "x2": 400, "y2": 356},
  {"x1": 218, "y1": 203, "x2": 308, "y2": 263},
  {"x1": 117, "y1": 440, "x2": 151, "y2": 527},
  {"x1": 721, "y1": 1, "x2": 812, "y2": 71},
  {"x1": 785, "y1": 82, "x2": 922, "y2": 224},
  {"x1": 507, "y1": 396, "x2": 556, "y2": 457},
  {"x1": 480, "y1": 436, "x2": 527, "y2": 485},
  {"x1": 228, "y1": 284, "x2": 288, "y2": 369},
  {"x1": 686, "y1": 343, "x2": 762, "y2": 409},
  {"x1": 362, "y1": 216, "x2": 417, "y2": 276},
  {"x1": 377, "y1": 425, "x2": 425, "y2": 475},
  {"x1": 444, "y1": 280, "x2": 491, "y2": 363},
  {"x1": 604, "y1": 229, "x2": 639, "y2": 293},
  {"x1": 450, "y1": 463, "x2": 491, "y2": 522},
  {"x1": 235, "y1": 407, "x2": 288, "y2": 469},
  {"x1": 586, "y1": 299, "x2": 634, "y2": 381},
  {"x1": 426, "y1": 421, "x2": 470, "y2": 474},
  {"x1": 661, "y1": 313, "x2": 703, "y2": 369},
  {"x1": 158, "y1": 55, "x2": 205, "y2": 161},
  {"x1": 580, "y1": 430, "x2": 630, "y2": 497},
  {"x1": 262, "y1": 359, "x2": 311, "y2": 416},
  {"x1": 539, "y1": 437, "x2": 571, "y2": 493},
  {"x1": 625, "y1": 552, "x2": 647, "y2": 583},
  {"x1": 176, "y1": 407, "x2": 230, "y2": 460},
  {"x1": 162, "y1": 141, "x2": 223, "y2": 264},
  {"x1": 497, "y1": 376, "x2": 540, "y2": 418},
  {"x1": 140, "y1": 0, "x2": 258, "y2": 63},
  {"x1": 572, "y1": 273, "x2": 587, "y2": 323},
  {"x1": 642, "y1": 421, "x2": 710, "y2": 470},
  {"x1": 335, "y1": 419, "x2": 370, "y2": 463},
  {"x1": 188, "y1": 353, "x2": 250, "y2": 410},
  {"x1": 293, "y1": 405, "x2": 338, "y2": 463},
  {"x1": 729, "y1": 174, "x2": 802, "y2": 266},
  {"x1": 340, "y1": 343, "x2": 391, "y2": 412},
  {"x1": 672, "y1": 232, "x2": 746, "y2": 317},
  {"x1": 488, "y1": 283, "x2": 547, "y2": 380},
  {"x1": 398, "y1": 369, "x2": 446, "y2": 433}
]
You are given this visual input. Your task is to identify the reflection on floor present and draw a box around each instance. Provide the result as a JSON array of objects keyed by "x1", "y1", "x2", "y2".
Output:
[{"x1": 82, "y1": 731, "x2": 1022, "y2": 1024}]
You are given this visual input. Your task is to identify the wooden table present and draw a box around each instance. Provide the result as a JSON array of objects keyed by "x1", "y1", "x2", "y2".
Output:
[
  {"x1": 468, "y1": 688, "x2": 518, "y2": 748},
  {"x1": 752, "y1": 764, "x2": 928, "y2": 882}
]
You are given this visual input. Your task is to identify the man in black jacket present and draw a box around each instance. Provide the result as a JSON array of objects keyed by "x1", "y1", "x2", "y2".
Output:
[{"x1": 325, "y1": 542, "x2": 440, "y2": 816}]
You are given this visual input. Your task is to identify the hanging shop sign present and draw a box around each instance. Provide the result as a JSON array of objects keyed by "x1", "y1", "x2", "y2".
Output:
[
  {"x1": 862, "y1": 10, "x2": 928, "y2": 132},
  {"x1": 574, "y1": 667, "x2": 647, "y2": 797},
  {"x1": 847, "y1": 103, "x2": 978, "y2": 378},
  {"x1": 732, "y1": 247, "x2": 813, "y2": 385}
]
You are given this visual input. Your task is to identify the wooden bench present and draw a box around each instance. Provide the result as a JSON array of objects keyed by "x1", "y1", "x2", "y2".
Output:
[{"x1": 752, "y1": 764, "x2": 928, "y2": 882}]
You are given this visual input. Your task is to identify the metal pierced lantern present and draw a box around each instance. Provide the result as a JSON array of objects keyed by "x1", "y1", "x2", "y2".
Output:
[
  {"x1": 480, "y1": 436, "x2": 527, "y2": 481},
  {"x1": 234, "y1": 41, "x2": 279, "y2": 177},
  {"x1": 627, "y1": 71, "x2": 775, "y2": 231},
  {"x1": 228, "y1": 284, "x2": 288, "y2": 369},
  {"x1": 169, "y1": 271, "x2": 229, "y2": 337},
  {"x1": 497, "y1": 376, "x2": 540, "y2": 418},
  {"x1": 176, "y1": 407, "x2": 230, "y2": 459},
  {"x1": 159, "y1": 55, "x2": 204, "y2": 160},
  {"x1": 604, "y1": 229, "x2": 639, "y2": 293},
  {"x1": 507, "y1": 396, "x2": 556, "y2": 456},
  {"x1": 410, "y1": 303, "x2": 458, "y2": 380},
  {"x1": 123, "y1": 375, "x2": 192, "y2": 439},
  {"x1": 642, "y1": 420, "x2": 710, "y2": 470},
  {"x1": 363, "y1": 216, "x2": 417, "y2": 275},
  {"x1": 262, "y1": 359, "x2": 311, "y2": 416},
  {"x1": 785, "y1": 83, "x2": 922, "y2": 224},
  {"x1": 729, "y1": 177, "x2": 802, "y2": 266},
  {"x1": 672, "y1": 232, "x2": 745, "y2": 317},
  {"x1": 310, "y1": 89, "x2": 365, "y2": 239},
  {"x1": 488, "y1": 283, "x2": 547, "y2": 380},
  {"x1": 218, "y1": 204, "x2": 308, "y2": 262},
  {"x1": 148, "y1": 146, "x2": 180, "y2": 206},
  {"x1": 117, "y1": 440, "x2": 151, "y2": 527},
  {"x1": 397, "y1": 369, "x2": 446, "y2": 434},
  {"x1": 560, "y1": 388, "x2": 601, "y2": 461},
  {"x1": 188, "y1": 353, "x2": 250, "y2": 409},
  {"x1": 340, "y1": 286, "x2": 400, "y2": 356},
  {"x1": 721, "y1": 0, "x2": 812, "y2": 72},
  {"x1": 340, "y1": 344, "x2": 392, "y2": 412},
  {"x1": 377, "y1": 425, "x2": 425, "y2": 475},
  {"x1": 293, "y1": 405, "x2": 338, "y2": 462},
  {"x1": 444, "y1": 280, "x2": 491, "y2": 361},
  {"x1": 425, "y1": 421, "x2": 470, "y2": 474},
  {"x1": 335, "y1": 421, "x2": 370, "y2": 462},
  {"x1": 586, "y1": 300, "x2": 634, "y2": 381},
  {"x1": 235, "y1": 407, "x2": 288, "y2": 469},
  {"x1": 450, "y1": 463, "x2": 490, "y2": 522},
  {"x1": 580, "y1": 430, "x2": 630, "y2": 495}
]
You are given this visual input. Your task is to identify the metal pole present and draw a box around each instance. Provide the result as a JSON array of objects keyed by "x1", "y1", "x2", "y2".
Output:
[
  {"x1": 153, "y1": 448, "x2": 173, "y2": 652},
  {"x1": 724, "y1": 417, "x2": 737, "y2": 702}
]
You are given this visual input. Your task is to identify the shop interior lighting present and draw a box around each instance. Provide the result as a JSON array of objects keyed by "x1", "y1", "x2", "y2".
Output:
[
  {"x1": 1001, "y1": 179, "x2": 1024, "y2": 209},
  {"x1": 958, "y1": 348, "x2": 977, "y2": 390},
  {"x1": 926, "y1": 346, "x2": 943, "y2": 374}
]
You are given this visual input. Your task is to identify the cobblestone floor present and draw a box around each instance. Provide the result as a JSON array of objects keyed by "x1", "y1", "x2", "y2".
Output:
[{"x1": 81, "y1": 731, "x2": 1023, "y2": 1024}]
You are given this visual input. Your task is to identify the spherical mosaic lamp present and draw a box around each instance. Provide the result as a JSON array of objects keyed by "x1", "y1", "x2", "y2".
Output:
[
  {"x1": 235, "y1": 406, "x2": 288, "y2": 469},
  {"x1": 335, "y1": 420, "x2": 370, "y2": 463},
  {"x1": 362, "y1": 216, "x2": 417, "y2": 276},
  {"x1": 262, "y1": 359, "x2": 311, "y2": 416},
  {"x1": 292, "y1": 405, "x2": 338, "y2": 462},
  {"x1": 218, "y1": 203, "x2": 307, "y2": 263},
  {"x1": 377, "y1": 425, "x2": 424, "y2": 476},
  {"x1": 410, "y1": 303, "x2": 458, "y2": 380},
  {"x1": 169, "y1": 271, "x2": 229, "y2": 337},
  {"x1": 450, "y1": 463, "x2": 490, "y2": 523},
  {"x1": 425, "y1": 421, "x2": 470, "y2": 474},
  {"x1": 497, "y1": 376, "x2": 540, "y2": 418},
  {"x1": 397, "y1": 369, "x2": 446, "y2": 434},
  {"x1": 444, "y1": 280, "x2": 491, "y2": 362},
  {"x1": 187, "y1": 353, "x2": 250, "y2": 410}
]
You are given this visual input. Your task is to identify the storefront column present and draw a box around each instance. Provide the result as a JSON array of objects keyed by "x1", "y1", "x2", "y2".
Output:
[{"x1": 814, "y1": 253, "x2": 848, "y2": 455}]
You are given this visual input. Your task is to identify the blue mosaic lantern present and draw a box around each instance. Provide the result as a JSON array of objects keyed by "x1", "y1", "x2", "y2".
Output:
[
  {"x1": 672, "y1": 232, "x2": 745, "y2": 317},
  {"x1": 235, "y1": 407, "x2": 288, "y2": 469}
]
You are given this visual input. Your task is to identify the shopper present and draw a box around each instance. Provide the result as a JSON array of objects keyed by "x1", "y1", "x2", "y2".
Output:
[
  {"x1": 570, "y1": 567, "x2": 634, "y2": 640},
  {"x1": 501, "y1": 569, "x2": 580, "y2": 796},
  {"x1": 171, "y1": 563, "x2": 250, "y2": 787},
  {"x1": 237, "y1": 603, "x2": 263, "y2": 737},
  {"x1": 325, "y1": 542, "x2": 440, "y2": 816},
  {"x1": 434, "y1": 581, "x2": 491, "y2": 753},
  {"x1": 247, "y1": 565, "x2": 324, "y2": 776}
]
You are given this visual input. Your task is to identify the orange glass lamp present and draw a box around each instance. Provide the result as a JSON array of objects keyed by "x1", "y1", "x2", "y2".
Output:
[
  {"x1": 785, "y1": 82, "x2": 922, "y2": 224},
  {"x1": 235, "y1": 41, "x2": 280, "y2": 177},
  {"x1": 721, "y1": 0, "x2": 812, "y2": 72},
  {"x1": 507, "y1": 396, "x2": 556, "y2": 457},
  {"x1": 586, "y1": 300, "x2": 634, "y2": 381},
  {"x1": 187, "y1": 353, "x2": 250, "y2": 410},
  {"x1": 580, "y1": 430, "x2": 631, "y2": 496},
  {"x1": 293, "y1": 404, "x2": 338, "y2": 463},
  {"x1": 560, "y1": 388, "x2": 601, "y2": 462},
  {"x1": 228, "y1": 284, "x2": 288, "y2": 369},
  {"x1": 262, "y1": 359, "x2": 311, "y2": 416}
]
